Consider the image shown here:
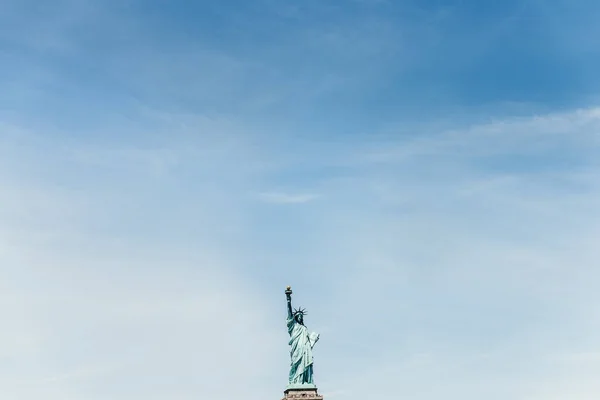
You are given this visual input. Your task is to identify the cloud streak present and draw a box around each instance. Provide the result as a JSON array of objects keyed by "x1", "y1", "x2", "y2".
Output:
[{"x1": 257, "y1": 192, "x2": 320, "y2": 204}]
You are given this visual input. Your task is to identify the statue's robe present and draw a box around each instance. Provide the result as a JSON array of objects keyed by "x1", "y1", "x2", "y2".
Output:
[{"x1": 287, "y1": 316, "x2": 320, "y2": 384}]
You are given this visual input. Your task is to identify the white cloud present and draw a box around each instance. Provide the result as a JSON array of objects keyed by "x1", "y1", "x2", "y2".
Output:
[{"x1": 257, "y1": 192, "x2": 320, "y2": 204}]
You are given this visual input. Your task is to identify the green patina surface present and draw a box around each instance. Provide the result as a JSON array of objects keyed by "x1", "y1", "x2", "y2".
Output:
[{"x1": 285, "y1": 287, "x2": 320, "y2": 386}]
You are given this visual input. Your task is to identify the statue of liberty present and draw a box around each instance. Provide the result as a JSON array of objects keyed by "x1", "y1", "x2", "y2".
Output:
[{"x1": 285, "y1": 286, "x2": 320, "y2": 387}]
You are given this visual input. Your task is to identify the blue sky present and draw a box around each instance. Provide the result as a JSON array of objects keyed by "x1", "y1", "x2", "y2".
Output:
[{"x1": 1, "y1": 1, "x2": 600, "y2": 400}]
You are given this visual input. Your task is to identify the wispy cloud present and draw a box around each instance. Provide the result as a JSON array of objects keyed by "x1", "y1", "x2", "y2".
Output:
[{"x1": 257, "y1": 192, "x2": 320, "y2": 204}]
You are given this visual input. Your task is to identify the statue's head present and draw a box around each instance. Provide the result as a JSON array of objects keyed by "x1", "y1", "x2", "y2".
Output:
[{"x1": 293, "y1": 308, "x2": 306, "y2": 325}]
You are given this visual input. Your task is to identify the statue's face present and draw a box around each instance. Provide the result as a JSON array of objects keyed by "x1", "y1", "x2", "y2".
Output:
[{"x1": 296, "y1": 313, "x2": 304, "y2": 324}]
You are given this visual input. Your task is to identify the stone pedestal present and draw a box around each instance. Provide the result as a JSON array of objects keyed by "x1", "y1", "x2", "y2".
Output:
[{"x1": 282, "y1": 387, "x2": 323, "y2": 400}]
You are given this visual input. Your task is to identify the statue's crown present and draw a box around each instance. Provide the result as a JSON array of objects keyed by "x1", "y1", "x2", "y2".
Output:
[{"x1": 293, "y1": 307, "x2": 307, "y2": 316}]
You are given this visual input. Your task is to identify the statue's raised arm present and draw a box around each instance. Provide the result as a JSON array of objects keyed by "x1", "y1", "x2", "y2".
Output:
[
  {"x1": 283, "y1": 286, "x2": 319, "y2": 388},
  {"x1": 285, "y1": 286, "x2": 293, "y2": 319}
]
